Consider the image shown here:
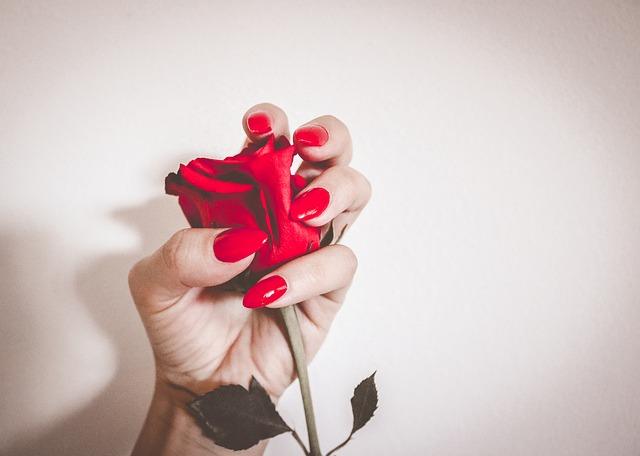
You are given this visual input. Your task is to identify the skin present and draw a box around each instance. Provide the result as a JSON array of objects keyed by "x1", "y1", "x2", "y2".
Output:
[{"x1": 129, "y1": 103, "x2": 371, "y2": 456}]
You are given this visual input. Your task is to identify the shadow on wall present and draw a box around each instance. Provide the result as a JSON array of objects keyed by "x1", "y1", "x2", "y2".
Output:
[{"x1": 5, "y1": 196, "x2": 184, "y2": 456}]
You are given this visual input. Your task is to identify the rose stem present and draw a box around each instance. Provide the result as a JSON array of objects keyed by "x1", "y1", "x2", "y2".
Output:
[{"x1": 279, "y1": 305, "x2": 322, "y2": 456}]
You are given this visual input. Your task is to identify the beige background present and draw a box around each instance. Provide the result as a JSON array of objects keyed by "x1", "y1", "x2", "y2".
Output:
[{"x1": 1, "y1": 1, "x2": 639, "y2": 455}]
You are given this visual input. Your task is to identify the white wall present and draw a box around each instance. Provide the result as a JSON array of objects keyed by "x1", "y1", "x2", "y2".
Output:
[{"x1": 1, "y1": 1, "x2": 639, "y2": 455}]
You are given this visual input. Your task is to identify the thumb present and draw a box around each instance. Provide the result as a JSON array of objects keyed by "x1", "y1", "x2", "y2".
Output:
[{"x1": 128, "y1": 227, "x2": 266, "y2": 309}]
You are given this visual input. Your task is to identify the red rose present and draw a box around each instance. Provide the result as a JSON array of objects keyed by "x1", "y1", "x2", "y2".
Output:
[{"x1": 165, "y1": 135, "x2": 321, "y2": 284}]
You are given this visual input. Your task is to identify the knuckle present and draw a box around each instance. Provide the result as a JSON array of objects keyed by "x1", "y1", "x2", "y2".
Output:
[
  {"x1": 340, "y1": 167, "x2": 372, "y2": 207},
  {"x1": 346, "y1": 249, "x2": 359, "y2": 275},
  {"x1": 335, "y1": 244, "x2": 358, "y2": 275},
  {"x1": 127, "y1": 255, "x2": 155, "y2": 304},
  {"x1": 329, "y1": 164, "x2": 350, "y2": 179},
  {"x1": 127, "y1": 259, "x2": 143, "y2": 295},
  {"x1": 360, "y1": 173, "x2": 373, "y2": 202},
  {"x1": 161, "y1": 228, "x2": 189, "y2": 273},
  {"x1": 349, "y1": 167, "x2": 372, "y2": 206}
]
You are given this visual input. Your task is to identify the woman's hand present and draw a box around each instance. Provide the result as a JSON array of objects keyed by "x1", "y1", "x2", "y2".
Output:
[{"x1": 129, "y1": 103, "x2": 371, "y2": 456}]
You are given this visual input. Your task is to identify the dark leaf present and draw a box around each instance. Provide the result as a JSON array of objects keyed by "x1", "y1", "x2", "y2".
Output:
[
  {"x1": 188, "y1": 377, "x2": 291, "y2": 450},
  {"x1": 350, "y1": 372, "x2": 378, "y2": 434},
  {"x1": 320, "y1": 220, "x2": 335, "y2": 247},
  {"x1": 326, "y1": 372, "x2": 380, "y2": 456},
  {"x1": 334, "y1": 223, "x2": 349, "y2": 245},
  {"x1": 320, "y1": 221, "x2": 349, "y2": 248}
]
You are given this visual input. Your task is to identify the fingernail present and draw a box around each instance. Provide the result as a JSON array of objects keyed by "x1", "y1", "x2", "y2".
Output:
[
  {"x1": 243, "y1": 275, "x2": 287, "y2": 308},
  {"x1": 246, "y1": 112, "x2": 272, "y2": 135},
  {"x1": 290, "y1": 187, "x2": 330, "y2": 221},
  {"x1": 213, "y1": 228, "x2": 268, "y2": 263},
  {"x1": 293, "y1": 124, "x2": 329, "y2": 147}
]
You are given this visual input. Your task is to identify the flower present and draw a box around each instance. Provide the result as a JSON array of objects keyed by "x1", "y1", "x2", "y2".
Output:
[{"x1": 165, "y1": 135, "x2": 321, "y2": 284}]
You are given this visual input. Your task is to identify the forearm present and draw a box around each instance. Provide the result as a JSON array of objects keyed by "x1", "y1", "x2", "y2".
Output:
[{"x1": 132, "y1": 381, "x2": 267, "y2": 456}]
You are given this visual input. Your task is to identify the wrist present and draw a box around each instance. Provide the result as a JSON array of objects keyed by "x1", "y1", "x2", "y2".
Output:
[{"x1": 132, "y1": 379, "x2": 267, "y2": 456}]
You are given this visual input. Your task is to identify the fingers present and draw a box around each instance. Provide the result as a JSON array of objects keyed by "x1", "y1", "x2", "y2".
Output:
[
  {"x1": 293, "y1": 115, "x2": 353, "y2": 167},
  {"x1": 290, "y1": 165, "x2": 372, "y2": 227},
  {"x1": 129, "y1": 227, "x2": 267, "y2": 309},
  {"x1": 242, "y1": 244, "x2": 358, "y2": 310},
  {"x1": 242, "y1": 103, "x2": 290, "y2": 142}
]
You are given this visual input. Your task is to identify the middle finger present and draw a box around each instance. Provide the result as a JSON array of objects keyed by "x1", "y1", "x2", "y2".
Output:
[{"x1": 290, "y1": 165, "x2": 371, "y2": 228}]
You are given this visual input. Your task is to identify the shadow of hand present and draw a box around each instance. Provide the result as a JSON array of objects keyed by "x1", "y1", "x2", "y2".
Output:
[{"x1": 5, "y1": 196, "x2": 185, "y2": 456}]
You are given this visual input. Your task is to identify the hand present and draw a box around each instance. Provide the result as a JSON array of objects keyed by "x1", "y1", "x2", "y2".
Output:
[{"x1": 129, "y1": 103, "x2": 371, "y2": 456}]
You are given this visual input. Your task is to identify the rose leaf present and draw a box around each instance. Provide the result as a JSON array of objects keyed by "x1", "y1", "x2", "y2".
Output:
[
  {"x1": 350, "y1": 371, "x2": 378, "y2": 434},
  {"x1": 326, "y1": 372, "x2": 379, "y2": 456},
  {"x1": 188, "y1": 377, "x2": 291, "y2": 451}
]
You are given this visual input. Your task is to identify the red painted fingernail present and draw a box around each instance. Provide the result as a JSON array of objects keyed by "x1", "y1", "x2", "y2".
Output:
[
  {"x1": 289, "y1": 187, "x2": 330, "y2": 221},
  {"x1": 243, "y1": 275, "x2": 287, "y2": 308},
  {"x1": 246, "y1": 112, "x2": 272, "y2": 135},
  {"x1": 213, "y1": 228, "x2": 268, "y2": 263},
  {"x1": 293, "y1": 124, "x2": 329, "y2": 147}
]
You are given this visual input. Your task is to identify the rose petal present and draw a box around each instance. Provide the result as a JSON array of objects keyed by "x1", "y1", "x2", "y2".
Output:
[
  {"x1": 178, "y1": 194, "x2": 203, "y2": 227},
  {"x1": 187, "y1": 158, "x2": 224, "y2": 177},
  {"x1": 167, "y1": 173, "x2": 260, "y2": 229},
  {"x1": 291, "y1": 174, "x2": 308, "y2": 195},
  {"x1": 179, "y1": 164, "x2": 253, "y2": 193},
  {"x1": 166, "y1": 133, "x2": 320, "y2": 285}
]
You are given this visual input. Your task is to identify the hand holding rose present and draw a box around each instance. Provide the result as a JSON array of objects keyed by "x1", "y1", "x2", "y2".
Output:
[{"x1": 129, "y1": 103, "x2": 371, "y2": 456}]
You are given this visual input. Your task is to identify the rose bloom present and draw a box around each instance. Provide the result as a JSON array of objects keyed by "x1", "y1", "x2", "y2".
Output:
[{"x1": 165, "y1": 135, "x2": 321, "y2": 285}]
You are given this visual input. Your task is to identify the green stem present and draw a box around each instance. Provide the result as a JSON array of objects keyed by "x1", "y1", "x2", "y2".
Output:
[
  {"x1": 325, "y1": 433, "x2": 352, "y2": 456},
  {"x1": 290, "y1": 429, "x2": 310, "y2": 456},
  {"x1": 279, "y1": 305, "x2": 322, "y2": 456}
]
